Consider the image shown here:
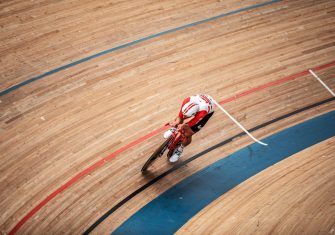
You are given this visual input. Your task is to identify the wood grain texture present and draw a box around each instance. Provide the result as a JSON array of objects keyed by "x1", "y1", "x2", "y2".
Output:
[
  {"x1": 177, "y1": 137, "x2": 335, "y2": 234},
  {"x1": 0, "y1": 0, "x2": 334, "y2": 234},
  {"x1": 0, "y1": 0, "x2": 269, "y2": 91}
]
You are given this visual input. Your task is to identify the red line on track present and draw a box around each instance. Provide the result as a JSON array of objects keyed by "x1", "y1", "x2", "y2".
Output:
[{"x1": 9, "y1": 61, "x2": 335, "y2": 234}]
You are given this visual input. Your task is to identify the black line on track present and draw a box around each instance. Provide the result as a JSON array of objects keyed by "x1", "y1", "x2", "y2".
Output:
[{"x1": 83, "y1": 97, "x2": 335, "y2": 234}]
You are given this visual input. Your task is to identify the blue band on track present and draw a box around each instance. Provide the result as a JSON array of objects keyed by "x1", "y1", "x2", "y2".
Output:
[{"x1": 113, "y1": 110, "x2": 335, "y2": 234}]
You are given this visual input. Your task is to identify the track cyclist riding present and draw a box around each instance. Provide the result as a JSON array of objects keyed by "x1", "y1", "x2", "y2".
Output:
[
  {"x1": 165, "y1": 94, "x2": 215, "y2": 162},
  {"x1": 141, "y1": 94, "x2": 215, "y2": 172}
]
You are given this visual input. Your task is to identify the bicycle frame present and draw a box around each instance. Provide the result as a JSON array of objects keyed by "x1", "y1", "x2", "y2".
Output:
[
  {"x1": 167, "y1": 129, "x2": 184, "y2": 158},
  {"x1": 141, "y1": 126, "x2": 185, "y2": 172}
]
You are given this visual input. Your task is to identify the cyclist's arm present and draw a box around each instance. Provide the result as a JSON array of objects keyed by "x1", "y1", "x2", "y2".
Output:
[{"x1": 170, "y1": 116, "x2": 183, "y2": 127}]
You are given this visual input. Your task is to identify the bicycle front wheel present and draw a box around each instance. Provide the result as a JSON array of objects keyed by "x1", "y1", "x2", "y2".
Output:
[{"x1": 141, "y1": 138, "x2": 171, "y2": 172}]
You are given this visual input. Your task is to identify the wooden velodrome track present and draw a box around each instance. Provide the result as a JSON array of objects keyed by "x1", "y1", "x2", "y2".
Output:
[{"x1": 1, "y1": 0, "x2": 335, "y2": 234}]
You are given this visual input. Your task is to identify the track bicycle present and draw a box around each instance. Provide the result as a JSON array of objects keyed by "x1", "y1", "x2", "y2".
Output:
[{"x1": 141, "y1": 125, "x2": 184, "y2": 172}]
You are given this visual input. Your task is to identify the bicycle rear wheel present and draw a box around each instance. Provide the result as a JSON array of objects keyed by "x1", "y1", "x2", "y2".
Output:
[{"x1": 141, "y1": 138, "x2": 171, "y2": 172}]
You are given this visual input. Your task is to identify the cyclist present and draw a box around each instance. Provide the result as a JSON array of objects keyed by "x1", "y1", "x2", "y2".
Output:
[{"x1": 164, "y1": 94, "x2": 215, "y2": 162}]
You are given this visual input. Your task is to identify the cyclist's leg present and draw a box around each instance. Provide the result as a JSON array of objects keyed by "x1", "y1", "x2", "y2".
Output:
[
  {"x1": 190, "y1": 111, "x2": 214, "y2": 133},
  {"x1": 182, "y1": 135, "x2": 192, "y2": 146},
  {"x1": 169, "y1": 127, "x2": 192, "y2": 163},
  {"x1": 181, "y1": 124, "x2": 194, "y2": 146},
  {"x1": 170, "y1": 112, "x2": 214, "y2": 162}
]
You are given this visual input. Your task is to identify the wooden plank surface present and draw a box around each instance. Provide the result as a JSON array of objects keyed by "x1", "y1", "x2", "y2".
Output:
[
  {"x1": 0, "y1": 0, "x2": 334, "y2": 233},
  {"x1": 177, "y1": 137, "x2": 335, "y2": 234}
]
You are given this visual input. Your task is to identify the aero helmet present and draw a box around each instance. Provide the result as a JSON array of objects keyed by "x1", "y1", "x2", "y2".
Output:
[{"x1": 182, "y1": 101, "x2": 199, "y2": 117}]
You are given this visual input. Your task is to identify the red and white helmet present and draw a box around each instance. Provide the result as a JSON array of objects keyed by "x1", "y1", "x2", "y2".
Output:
[{"x1": 182, "y1": 101, "x2": 199, "y2": 117}]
